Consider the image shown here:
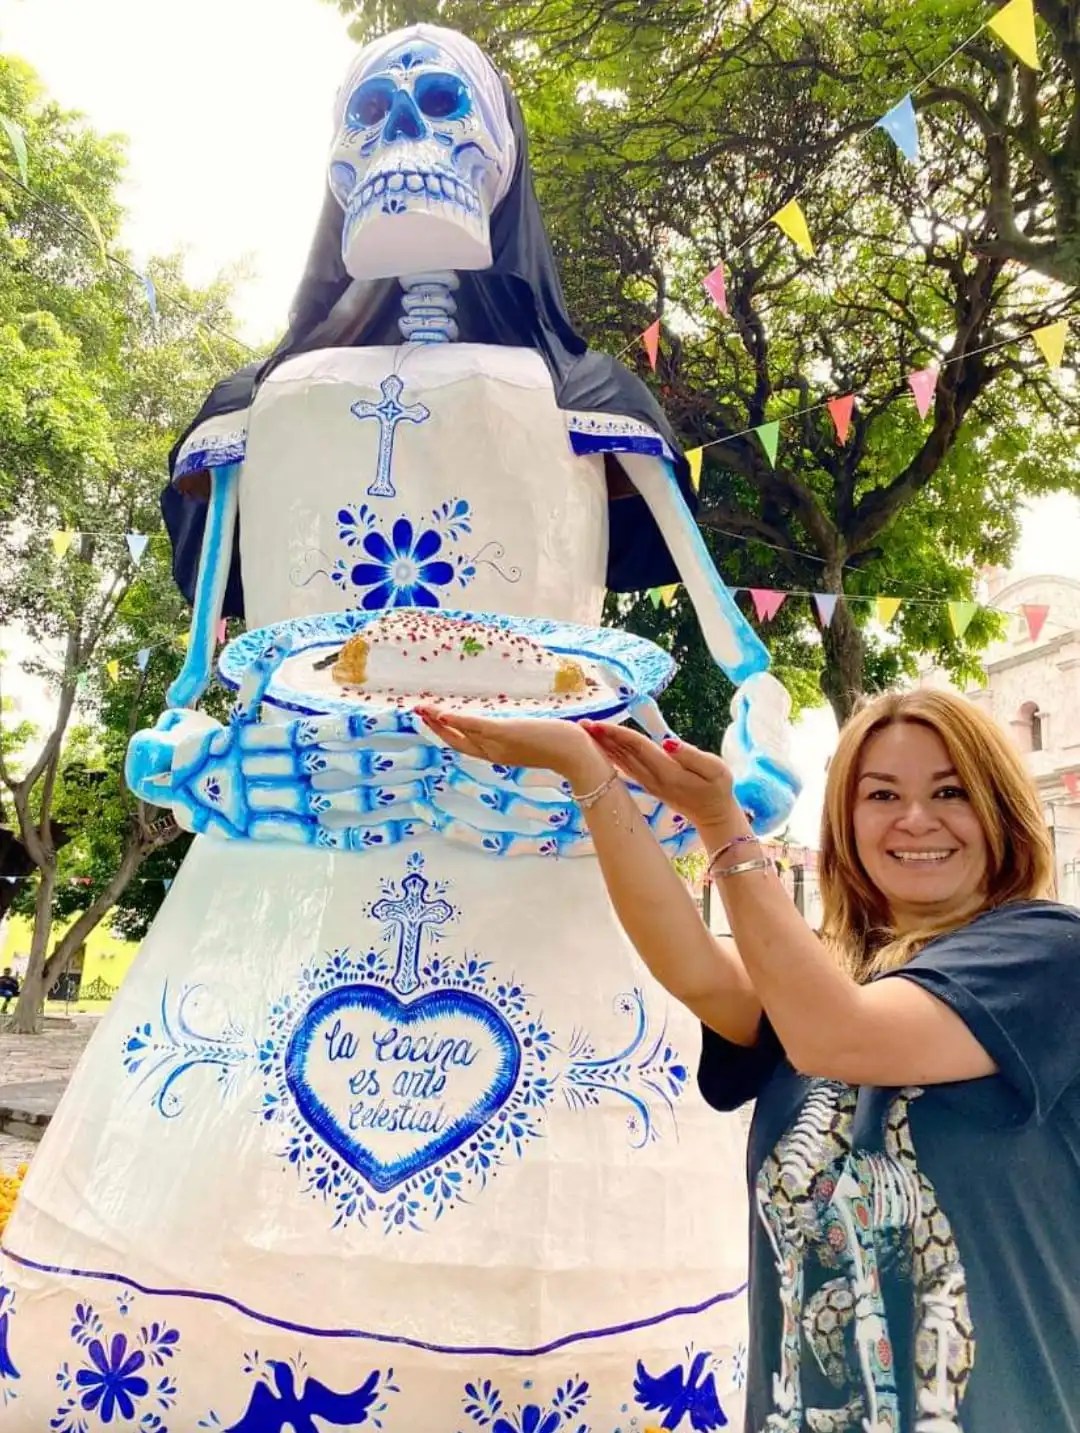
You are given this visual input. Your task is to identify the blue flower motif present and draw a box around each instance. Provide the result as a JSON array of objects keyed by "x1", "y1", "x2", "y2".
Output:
[
  {"x1": 74, "y1": 1333, "x2": 149, "y2": 1422},
  {"x1": 494, "y1": 1407, "x2": 561, "y2": 1433},
  {"x1": 344, "y1": 518, "x2": 456, "y2": 610}
]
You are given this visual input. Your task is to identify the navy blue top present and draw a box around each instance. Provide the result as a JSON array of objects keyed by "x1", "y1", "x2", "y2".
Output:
[{"x1": 698, "y1": 901, "x2": 1080, "y2": 1432}]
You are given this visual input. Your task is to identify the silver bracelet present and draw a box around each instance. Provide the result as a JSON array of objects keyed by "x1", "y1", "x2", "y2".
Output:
[
  {"x1": 572, "y1": 769, "x2": 620, "y2": 809},
  {"x1": 706, "y1": 834, "x2": 759, "y2": 878},
  {"x1": 710, "y1": 857, "x2": 774, "y2": 881}
]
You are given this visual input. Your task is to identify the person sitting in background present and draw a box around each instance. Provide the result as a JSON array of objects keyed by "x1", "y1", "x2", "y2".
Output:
[
  {"x1": 417, "y1": 687, "x2": 1080, "y2": 1432},
  {"x1": 0, "y1": 965, "x2": 19, "y2": 1014}
]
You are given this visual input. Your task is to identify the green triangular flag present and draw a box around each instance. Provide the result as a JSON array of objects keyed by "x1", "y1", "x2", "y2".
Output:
[
  {"x1": 0, "y1": 115, "x2": 28, "y2": 187},
  {"x1": 647, "y1": 588, "x2": 663, "y2": 609},
  {"x1": 755, "y1": 420, "x2": 780, "y2": 467},
  {"x1": 70, "y1": 193, "x2": 108, "y2": 264},
  {"x1": 948, "y1": 601, "x2": 978, "y2": 639}
]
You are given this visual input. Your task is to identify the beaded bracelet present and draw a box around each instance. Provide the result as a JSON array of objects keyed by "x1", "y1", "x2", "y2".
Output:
[{"x1": 572, "y1": 769, "x2": 621, "y2": 810}]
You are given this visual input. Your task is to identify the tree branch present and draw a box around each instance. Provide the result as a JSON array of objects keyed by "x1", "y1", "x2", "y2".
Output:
[{"x1": 41, "y1": 818, "x2": 179, "y2": 986}]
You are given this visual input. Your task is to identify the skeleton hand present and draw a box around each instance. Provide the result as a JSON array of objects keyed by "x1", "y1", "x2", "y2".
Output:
[{"x1": 126, "y1": 709, "x2": 224, "y2": 825}]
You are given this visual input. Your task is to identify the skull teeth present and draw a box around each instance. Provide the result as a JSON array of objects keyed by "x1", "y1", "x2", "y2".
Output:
[{"x1": 348, "y1": 170, "x2": 480, "y2": 220}]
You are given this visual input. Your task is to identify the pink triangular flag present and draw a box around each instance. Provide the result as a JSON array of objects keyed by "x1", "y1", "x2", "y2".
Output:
[
  {"x1": 216, "y1": 618, "x2": 228, "y2": 647},
  {"x1": 1020, "y1": 603, "x2": 1049, "y2": 642},
  {"x1": 1064, "y1": 772, "x2": 1080, "y2": 798},
  {"x1": 749, "y1": 588, "x2": 786, "y2": 622},
  {"x1": 827, "y1": 395, "x2": 855, "y2": 444},
  {"x1": 703, "y1": 263, "x2": 728, "y2": 315},
  {"x1": 642, "y1": 319, "x2": 661, "y2": 371},
  {"x1": 907, "y1": 366, "x2": 938, "y2": 419},
  {"x1": 813, "y1": 593, "x2": 839, "y2": 627}
]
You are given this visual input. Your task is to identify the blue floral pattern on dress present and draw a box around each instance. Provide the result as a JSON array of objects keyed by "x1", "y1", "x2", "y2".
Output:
[
  {"x1": 0, "y1": 1282, "x2": 20, "y2": 1408},
  {"x1": 52, "y1": 1300, "x2": 179, "y2": 1431},
  {"x1": 122, "y1": 854, "x2": 688, "y2": 1237},
  {"x1": 332, "y1": 500, "x2": 475, "y2": 609},
  {"x1": 462, "y1": 1376, "x2": 591, "y2": 1432}
]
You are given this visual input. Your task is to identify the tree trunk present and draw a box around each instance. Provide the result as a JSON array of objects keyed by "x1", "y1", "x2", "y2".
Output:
[
  {"x1": 7, "y1": 867, "x2": 57, "y2": 1033},
  {"x1": 3, "y1": 827, "x2": 176, "y2": 1033},
  {"x1": 820, "y1": 589, "x2": 866, "y2": 727}
]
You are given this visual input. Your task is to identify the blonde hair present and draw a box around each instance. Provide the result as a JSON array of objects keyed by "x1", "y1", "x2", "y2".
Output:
[{"x1": 819, "y1": 688, "x2": 1055, "y2": 981}]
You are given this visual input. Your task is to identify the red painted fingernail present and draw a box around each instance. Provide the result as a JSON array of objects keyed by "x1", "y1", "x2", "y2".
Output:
[{"x1": 662, "y1": 738, "x2": 680, "y2": 752}]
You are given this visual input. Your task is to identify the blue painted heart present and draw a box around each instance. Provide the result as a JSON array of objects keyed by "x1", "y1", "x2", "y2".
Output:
[{"x1": 285, "y1": 984, "x2": 521, "y2": 1193}]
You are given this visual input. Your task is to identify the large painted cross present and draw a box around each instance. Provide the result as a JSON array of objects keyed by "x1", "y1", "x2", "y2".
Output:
[
  {"x1": 350, "y1": 375, "x2": 431, "y2": 499},
  {"x1": 371, "y1": 868, "x2": 454, "y2": 995}
]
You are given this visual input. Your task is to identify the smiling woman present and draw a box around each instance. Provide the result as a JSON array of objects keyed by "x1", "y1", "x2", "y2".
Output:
[
  {"x1": 820, "y1": 689, "x2": 1053, "y2": 980},
  {"x1": 416, "y1": 686, "x2": 1079, "y2": 1432}
]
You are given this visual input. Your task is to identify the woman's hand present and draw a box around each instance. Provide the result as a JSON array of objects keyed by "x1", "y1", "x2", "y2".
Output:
[
  {"x1": 415, "y1": 707, "x2": 607, "y2": 787},
  {"x1": 582, "y1": 721, "x2": 741, "y2": 832}
]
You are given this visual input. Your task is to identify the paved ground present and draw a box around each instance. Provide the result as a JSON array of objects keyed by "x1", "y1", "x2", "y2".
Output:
[{"x1": 0, "y1": 1015, "x2": 99, "y2": 1172}]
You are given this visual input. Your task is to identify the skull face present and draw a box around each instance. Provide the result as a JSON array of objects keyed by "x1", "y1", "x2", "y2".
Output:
[{"x1": 329, "y1": 33, "x2": 514, "y2": 281}]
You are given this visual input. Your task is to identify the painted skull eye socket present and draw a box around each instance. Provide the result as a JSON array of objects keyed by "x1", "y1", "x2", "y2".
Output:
[
  {"x1": 414, "y1": 72, "x2": 471, "y2": 122},
  {"x1": 346, "y1": 76, "x2": 396, "y2": 129}
]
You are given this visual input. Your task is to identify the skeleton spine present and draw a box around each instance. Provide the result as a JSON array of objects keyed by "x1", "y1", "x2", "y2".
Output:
[{"x1": 399, "y1": 271, "x2": 460, "y2": 343}]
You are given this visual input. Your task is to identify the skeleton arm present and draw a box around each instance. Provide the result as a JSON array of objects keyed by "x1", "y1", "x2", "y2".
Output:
[
  {"x1": 617, "y1": 453, "x2": 801, "y2": 832},
  {"x1": 167, "y1": 461, "x2": 242, "y2": 709}
]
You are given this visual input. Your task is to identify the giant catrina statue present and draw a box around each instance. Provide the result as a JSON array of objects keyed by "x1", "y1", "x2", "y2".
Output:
[{"x1": 0, "y1": 25, "x2": 798, "y2": 1429}]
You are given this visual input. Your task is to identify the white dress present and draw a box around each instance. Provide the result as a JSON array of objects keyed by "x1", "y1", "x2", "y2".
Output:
[{"x1": 0, "y1": 346, "x2": 750, "y2": 1432}]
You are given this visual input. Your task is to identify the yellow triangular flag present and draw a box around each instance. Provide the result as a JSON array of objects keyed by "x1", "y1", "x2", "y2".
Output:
[
  {"x1": 769, "y1": 198, "x2": 814, "y2": 256},
  {"x1": 685, "y1": 447, "x2": 704, "y2": 493},
  {"x1": 175, "y1": 632, "x2": 190, "y2": 651},
  {"x1": 51, "y1": 529, "x2": 75, "y2": 559},
  {"x1": 988, "y1": 0, "x2": 1040, "y2": 69},
  {"x1": 1032, "y1": 319, "x2": 1068, "y2": 368},
  {"x1": 876, "y1": 596, "x2": 902, "y2": 627},
  {"x1": 105, "y1": 659, "x2": 120, "y2": 683},
  {"x1": 658, "y1": 584, "x2": 679, "y2": 608}
]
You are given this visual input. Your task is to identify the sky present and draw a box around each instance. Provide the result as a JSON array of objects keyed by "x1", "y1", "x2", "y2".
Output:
[{"x1": 2, "y1": 0, "x2": 1080, "y2": 844}]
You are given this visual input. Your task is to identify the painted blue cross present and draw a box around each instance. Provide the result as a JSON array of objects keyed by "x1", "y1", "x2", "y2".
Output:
[
  {"x1": 371, "y1": 869, "x2": 453, "y2": 995},
  {"x1": 350, "y1": 375, "x2": 431, "y2": 499}
]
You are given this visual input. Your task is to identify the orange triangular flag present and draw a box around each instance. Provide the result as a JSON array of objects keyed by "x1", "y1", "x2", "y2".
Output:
[
  {"x1": 769, "y1": 199, "x2": 814, "y2": 256},
  {"x1": 988, "y1": 0, "x2": 1040, "y2": 69},
  {"x1": 642, "y1": 320, "x2": 661, "y2": 370},
  {"x1": 827, "y1": 395, "x2": 855, "y2": 444}
]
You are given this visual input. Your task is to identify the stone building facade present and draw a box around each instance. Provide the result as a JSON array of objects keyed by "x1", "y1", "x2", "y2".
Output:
[{"x1": 922, "y1": 572, "x2": 1080, "y2": 904}]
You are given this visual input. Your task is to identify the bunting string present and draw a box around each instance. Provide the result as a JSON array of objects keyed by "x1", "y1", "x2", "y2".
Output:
[
  {"x1": 679, "y1": 305, "x2": 1076, "y2": 469},
  {"x1": 0, "y1": 160, "x2": 257, "y2": 356},
  {"x1": 641, "y1": 582, "x2": 1079, "y2": 647},
  {"x1": 626, "y1": 0, "x2": 1057, "y2": 370}
]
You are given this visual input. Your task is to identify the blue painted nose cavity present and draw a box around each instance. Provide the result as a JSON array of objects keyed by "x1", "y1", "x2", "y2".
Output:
[{"x1": 384, "y1": 89, "x2": 429, "y2": 143}]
